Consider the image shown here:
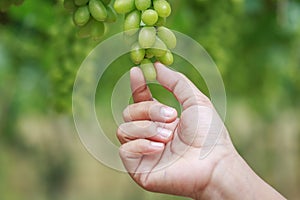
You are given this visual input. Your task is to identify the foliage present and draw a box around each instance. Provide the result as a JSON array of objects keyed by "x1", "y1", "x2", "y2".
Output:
[{"x1": 0, "y1": 0, "x2": 300, "y2": 199}]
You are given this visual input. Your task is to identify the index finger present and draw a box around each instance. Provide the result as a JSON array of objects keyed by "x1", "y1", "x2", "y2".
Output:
[
  {"x1": 155, "y1": 62, "x2": 212, "y2": 109},
  {"x1": 130, "y1": 67, "x2": 153, "y2": 103}
]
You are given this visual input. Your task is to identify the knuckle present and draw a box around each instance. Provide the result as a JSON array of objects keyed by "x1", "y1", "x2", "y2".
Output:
[
  {"x1": 116, "y1": 126, "x2": 124, "y2": 138},
  {"x1": 184, "y1": 94, "x2": 212, "y2": 108},
  {"x1": 119, "y1": 145, "x2": 126, "y2": 156},
  {"x1": 119, "y1": 144, "x2": 138, "y2": 160},
  {"x1": 117, "y1": 124, "x2": 132, "y2": 144},
  {"x1": 178, "y1": 72, "x2": 187, "y2": 79},
  {"x1": 122, "y1": 106, "x2": 131, "y2": 121},
  {"x1": 133, "y1": 84, "x2": 148, "y2": 95},
  {"x1": 116, "y1": 127, "x2": 125, "y2": 143},
  {"x1": 195, "y1": 94, "x2": 212, "y2": 106}
]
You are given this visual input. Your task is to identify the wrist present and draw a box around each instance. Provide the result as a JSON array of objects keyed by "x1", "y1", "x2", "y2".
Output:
[
  {"x1": 196, "y1": 151, "x2": 286, "y2": 200},
  {"x1": 200, "y1": 152, "x2": 251, "y2": 200}
]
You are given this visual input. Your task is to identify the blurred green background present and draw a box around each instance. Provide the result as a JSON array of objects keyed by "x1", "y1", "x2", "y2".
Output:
[{"x1": 0, "y1": 0, "x2": 300, "y2": 199}]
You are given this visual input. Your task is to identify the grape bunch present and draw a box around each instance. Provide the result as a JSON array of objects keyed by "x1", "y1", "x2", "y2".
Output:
[
  {"x1": 114, "y1": 0, "x2": 176, "y2": 81},
  {"x1": 63, "y1": 0, "x2": 117, "y2": 41},
  {"x1": 0, "y1": 0, "x2": 24, "y2": 12}
]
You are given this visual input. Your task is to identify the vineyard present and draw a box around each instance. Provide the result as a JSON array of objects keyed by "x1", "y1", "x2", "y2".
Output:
[{"x1": 0, "y1": 0, "x2": 300, "y2": 199}]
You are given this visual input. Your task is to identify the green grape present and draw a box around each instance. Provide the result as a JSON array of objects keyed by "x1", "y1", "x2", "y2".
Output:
[
  {"x1": 89, "y1": 0, "x2": 108, "y2": 21},
  {"x1": 157, "y1": 26, "x2": 176, "y2": 49},
  {"x1": 138, "y1": 26, "x2": 156, "y2": 48},
  {"x1": 130, "y1": 42, "x2": 146, "y2": 64},
  {"x1": 140, "y1": 59, "x2": 157, "y2": 81},
  {"x1": 77, "y1": 18, "x2": 94, "y2": 38},
  {"x1": 73, "y1": 6, "x2": 90, "y2": 26},
  {"x1": 135, "y1": 0, "x2": 151, "y2": 11},
  {"x1": 158, "y1": 50, "x2": 173, "y2": 65},
  {"x1": 153, "y1": 0, "x2": 171, "y2": 18},
  {"x1": 90, "y1": 20, "x2": 106, "y2": 41},
  {"x1": 64, "y1": 0, "x2": 117, "y2": 40},
  {"x1": 105, "y1": 5, "x2": 117, "y2": 23},
  {"x1": 64, "y1": 0, "x2": 77, "y2": 12},
  {"x1": 124, "y1": 10, "x2": 141, "y2": 36},
  {"x1": 74, "y1": 0, "x2": 89, "y2": 6},
  {"x1": 145, "y1": 49, "x2": 154, "y2": 58},
  {"x1": 113, "y1": 0, "x2": 135, "y2": 14},
  {"x1": 123, "y1": 31, "x2": 139, "y2": 46},
  {"x1": 101, "y1": 0, "x2": 111, "y2": 5},
  {"x1": 155, "y1": 17, "x2": 166, "y2": 26},
  {"x1": 147, "y1": 37, "x2": 167, "y2": 57},
  {"x1": 63, "y1": 0, "x2": 177, "y2": 84},
  {"x1": 119, "y1": 0, "x2": 176, "y2": 81},
  {"x1": 141, "y1": 9, "x2": 158, "y2": 26}
]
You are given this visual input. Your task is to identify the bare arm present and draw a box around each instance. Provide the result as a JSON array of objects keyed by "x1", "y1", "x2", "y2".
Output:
[{"x1": 117, "y1": 62, "x2": 286, "y2": 200}]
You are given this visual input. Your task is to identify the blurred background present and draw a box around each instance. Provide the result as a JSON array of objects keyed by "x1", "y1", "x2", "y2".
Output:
[{"x1": 0, "y1": 0, "x2": 299, "y2": 199}]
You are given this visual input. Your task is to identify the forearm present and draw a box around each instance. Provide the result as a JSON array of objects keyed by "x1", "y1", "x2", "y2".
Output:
[{"x1": 196, "y1": 152, "x2": 286, "y2": 200}]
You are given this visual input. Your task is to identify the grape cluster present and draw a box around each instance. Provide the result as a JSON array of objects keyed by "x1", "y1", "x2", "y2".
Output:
[
  {"x1": 63, "y1": 0, "x2": 117, "y2": 41},
  {"x1": 114, "y1": 0, "x2": 176, "y2": 81},
  {"x1": 0, "y1": 0, "x2": 24, "y2": 12}
]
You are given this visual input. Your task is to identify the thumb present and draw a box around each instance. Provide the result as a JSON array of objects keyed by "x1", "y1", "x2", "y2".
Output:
[
  {"x1": 154, "y1": 62, "x2": 212, "y2": 109},
  {"x1": 155, "y1": 63, "x2": 223, "y2": 150}
]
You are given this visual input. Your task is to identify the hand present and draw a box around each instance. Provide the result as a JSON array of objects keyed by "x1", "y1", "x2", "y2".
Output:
[
  {"x1": 117, "y1": 63, "x2": 286, "y2": 199},
  {"x1": 117, "y1": 62, "x2": 235, "y2": 198}
]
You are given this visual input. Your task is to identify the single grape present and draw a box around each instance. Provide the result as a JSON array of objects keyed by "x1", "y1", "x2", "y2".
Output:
[
  {"x1": 138, "y1": 26, "x2": 156, "y2": 48},
  {"x1": 89, "y1": 0, "x2": 108, "y2": 22},
  {"x1": 135, "y1": 0, "x2": 151, "y2": 11},
  {"x1": 158, "y1": 50, "x2": 173, "y2": 65},
  {"x1": 77, "y1": 19, "x2": 93, "y2": 38},
  {"x1": 155, "y1": 17, "x2": 166, "y2": 26},
  {"x1": 147, "y1": 37, "x2": 167, "y2": 57},
  {"x1": 130, "y1": 42, "x2": 146, "y2": 64},
  {"x1": 74, "y1": 0, "x2": 89, "y2": 6},
  {"x1": 140, "y1": 59, "x2": 157, "y2": 81},
  {"x1": 73, "y1": 6, "x2": 90, "y2": 26},
  {"x1": 157, "y1": 26, "x2": 176, "y2": 49},
  {"x1": 153, "y1": 0, "x2": 171, "y2": 18},
  {"x1": 90, "y1": 19, "x2": 106, "y2": 41},
  {"x1": 101, "y1": 0, "x2": 111, "y2": 5},
  {"x1": 124, "y1": 10, "x2": 141, "y2": 36},
  {"x1": 113, "y1": 0, "x2": 135, "y2": 14},
  {"x1": 142, "y1": 9, "x2": 158, "y2": 26},
  {"x1": 145, "y1": 49, "x2": 154, "y2": 58},
  {"x1": 105, "y1": 5, "x2": 117, "y2": 23}
]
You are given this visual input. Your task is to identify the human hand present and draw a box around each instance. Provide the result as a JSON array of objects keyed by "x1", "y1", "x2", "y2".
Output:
[
  {"x1": 117, "y1": 63, "x2": 286, "y2": 200},
  {"x1": 117, "y1": 63, "x2": 235, "y2": 198}
]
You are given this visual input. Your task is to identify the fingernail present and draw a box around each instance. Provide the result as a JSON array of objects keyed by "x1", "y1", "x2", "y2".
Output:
[
  {"x1": 161, "y1": 107, "x2": 176, "y2": 117},
  {"x1": 150, "y1": 142, "x2": 164, "y2": 148},
  {"x1": 130, "y1": 67, "x2": 139, "y2": 72},
  {"x1": 157, "y1": 127, "x2": 172, "y2": 138}
]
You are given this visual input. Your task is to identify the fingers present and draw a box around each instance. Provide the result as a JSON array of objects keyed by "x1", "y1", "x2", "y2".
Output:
[
  {"x1": 130, "y1": 67, "x2": 153, "y2": 103},
  {"x1": 120, "y1": 139, "x2": 164, "y2": 156},
  {"x1": 119, "y1": 139, "x2": 164, "y2": 173},
  {"x1": 117, "y1": 120, "x2": 178, "y2": 144},
  {"x1": 155, "y1": 62, "x2": 212, "y2": 109},
  {"x1": 123, "y1": 101, "x2": 177, "y2": 123}
]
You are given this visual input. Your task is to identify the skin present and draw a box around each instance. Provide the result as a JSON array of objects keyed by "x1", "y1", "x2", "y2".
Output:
[{"x1": 117, "y1": 62, "x2": 286, "y2": 200}]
